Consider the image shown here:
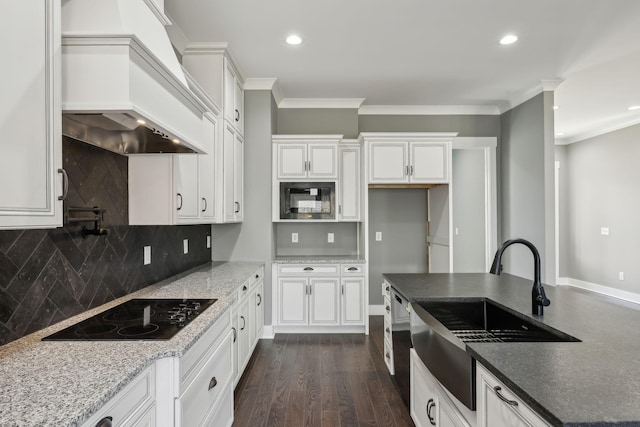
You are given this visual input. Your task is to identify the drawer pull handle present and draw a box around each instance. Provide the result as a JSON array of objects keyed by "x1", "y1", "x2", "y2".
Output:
[
  {"x1": 395, "y1": 294, "x2": 402, "y2": 304},
  {"x1": 255, "y1": 274, "x2": 259, "y2": 279},
  {"x1": 232, "y1": 327, "x2": 237, "y2": 343},
  {"x1": 303, "y1": 267, "x2": 314, "y2": 271},
  {"x1": 176, "y1": 193, "x2": 183, "y2": 211},
  {"x1": 426, "y1": 399, "x2": 436, "y2": 425},
  {"x1": 240, "y1": 315, "x2": 246, "y2": 331},
  {"x1": 385, "y1": 305, "x2": 390, "y2": 313},
  {"x1": 242, "y1": 285, "x2": 247, "y2": 291},
  {"x1": 385, "y1": 286, "x2": 390, "y2": 292},
  {"x1": 257, "y1": 294, "x2": 262, "y2": 306},
  {"x1": 58, "y1": 168, "x2": 69, "y2": 201},
  {"x1": 95, "y1": 416, "x2": 113, "y2": 427},
  {"x1": 385, "y1": 327, "x2": 390, "y2": 334},
  {"x1": 347, "y1": 267, "x2": 358, "y2": 271},
  {"x1": 208, "y1": 376, "x2": 218, "y2": 391},
  {"x1": 385, "y1": 352, "x2": 390, "y2": 360},
  {"x1": 202, "y1": 197, "x2": 207, "y2": 212},
  {"x1": 494, "y1": 386, "x2": 519, "y2": 407}
]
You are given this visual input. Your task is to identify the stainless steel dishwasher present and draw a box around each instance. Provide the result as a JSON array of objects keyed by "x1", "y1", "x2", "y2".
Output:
[{"x1": 390, "y1": 288, "x2": 412, "y2": 407}]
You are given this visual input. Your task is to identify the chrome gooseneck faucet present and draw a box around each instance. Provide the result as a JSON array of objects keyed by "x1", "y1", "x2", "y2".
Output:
[{"x1": 489, "y1": 238, "x2": 551, "y2": 316}]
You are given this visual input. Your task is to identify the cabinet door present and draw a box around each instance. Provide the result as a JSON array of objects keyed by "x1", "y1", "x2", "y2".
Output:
[
  {"x1": 308, "y1": 144, "x2": 338, "y2": 179},
  {"x1": 223, "y1": 124, "x2": 236, "y2": 222},
  {"x1": 309, "y1": 278, "x2": 340, "y2": 325},
  {"x1": 278, "y1": 278, "x2": 308, "y2": 324},
  {"x1": 368, "y1": 142, "x2": 409, "y2": 183},
  {"x1": 339, "y1": 146, "x2": 360, "y2": 221},
  {"x1": 174, "y1": 155, "x2": 200, "y2": 221},
  {"x1": 410, "y1": 142, "x2": 448, "y2": 183},
  {"x1": 231, "y1": 307, "x2": 239, "y2": 386},
  {"x1": 254, "y1": 280, "x2": 265, "y2": 342},
  {"x1": 223, "y1": 63, "x2": 236, "y2": 125},
  {"x1": 234, "y1": 133, "x2": 244, "y2": 222},
  {"x1": 234, "y1": 78, "x2": 244, "y2": 134},
  {"x1": 277, "y1": 144, "x2": 307, "y2": 179},
  {"x1": 199, "y1": 113, "x2": 216, "y2": 221},
  {"x1": 411, "y1": 350, "x2": 439, "y2": 427},
  {"x1": 341, "y1": 277, "x2": 365, "y2": 324},
  {"x1": 0, "y1": 0, "x2": 62, "y2": 229},
  {"x1": 237, "y1": 297, "x2": 252, "y2": 372}
]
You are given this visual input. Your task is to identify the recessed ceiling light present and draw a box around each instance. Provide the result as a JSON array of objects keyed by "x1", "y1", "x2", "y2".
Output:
[
  {"x1": 136, "y1": 119, "x2": 146, "y2": 125},
  {"x1": 499, "y1": 34, "x2": 518, "y2": 45},
  {"x1": 629, "y1": 105, "x2": 640, "y2": 111},
  {"x1": 286, "y1": 35, "x2": 302, "y2": 45},
  {"x1": 555, "y1": 132, "x2": 564, "y2": 136},
  {"x1": 172, "y1": 139, "x2": 180, "y2": 144},
  {"x1": 553, "y1": 105, "x2": 559, "y2": 110}
]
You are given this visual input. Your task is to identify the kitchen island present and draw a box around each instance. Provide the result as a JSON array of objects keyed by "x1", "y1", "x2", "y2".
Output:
[
  {"x1": 384, "y1": 272, "x2": 640, "y2": 426},
  {"x1": 0, "y1": 261, "x2": 263, "y2": 427}
]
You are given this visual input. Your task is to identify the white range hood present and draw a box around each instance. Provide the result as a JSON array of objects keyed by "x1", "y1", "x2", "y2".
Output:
[{"x1": 61, "y1": 0, "x2": 207, "y2": 154}]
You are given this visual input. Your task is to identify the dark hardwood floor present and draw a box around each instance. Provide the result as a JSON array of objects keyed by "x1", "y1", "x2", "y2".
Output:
[{"x1": 233, "y1": 316, "x2": 415, "y2": 427}]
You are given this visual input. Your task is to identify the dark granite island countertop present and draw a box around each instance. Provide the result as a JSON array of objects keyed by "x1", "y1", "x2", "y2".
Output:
[{"x1": 383, "y1": 273, "x2": 640, "y2": 427}]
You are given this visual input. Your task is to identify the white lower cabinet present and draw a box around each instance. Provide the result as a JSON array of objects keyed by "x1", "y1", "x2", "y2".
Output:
[
  {"x1": 476, "y1": 364, "x2": 550, "y2": 427},
  {"x1": 274, "y1": 263, "x2": 366, "y2": 331},
  {"x1": 80, "y1": 365, "x2": 155, "y2": 427},
  {"x1": 410, "y1": 349, "x2": 473, "y2": 427}
]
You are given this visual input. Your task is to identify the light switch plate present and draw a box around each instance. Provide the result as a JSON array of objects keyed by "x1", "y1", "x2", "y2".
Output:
[
  {"x1": 206, "y1": 235, "x2": 211, "y2": 249},
  {"x1": 619, "y1": 272, "x2": 625, "y2": 281},
  {"x1": 292, "y1": 232, "x2": 298, "y2": 243},
  {"x1": 328, "y1": 232, "x2": 334, "y2": 243},
  {"x1": 183, "y1": 239, "x2": 189, "y2": 254},
  {"x1": 143, "y1": 246, "x2": 151, "y2": 265},
  {"x1": 375, "y1": 232, "x2": 382, "y2": 241},
  {"x1": 601, "y1": 227, "x2": 609, "y2": 236}
]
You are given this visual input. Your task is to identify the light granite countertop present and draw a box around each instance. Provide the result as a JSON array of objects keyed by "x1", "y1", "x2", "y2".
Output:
[
  {"x1": 273, "y1": 255, "x2": 365, "y2": 264},
  {"x1": 0, "y1": 261, "x2": 263, "y2": 427}
]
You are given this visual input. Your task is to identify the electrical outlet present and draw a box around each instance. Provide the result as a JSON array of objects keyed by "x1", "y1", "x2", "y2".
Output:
[
  {"x1": 183, "y1": 239, "x2": 189, "y2": 254},
  {"x1": 206, "y1": 235, "x2": 211, "y2": 248},
  {"x1": 375, "y1": 231, "x2": 382, "y2": 241},
  {"x1": 292, "y1": 232, "x2": 298, "y2": 243},
  {"x1": 143, "y1": 246, "x2": 151, "y2": 265},
  {"x1": 619, "y1": 272, "x2": 625, "y2": 281},
  {"x1": 601, "y1": 227, "x2": 609, "y2": 236},
  {"x1": 328, "y1": 232, "x2": 334, "y2": 243}
]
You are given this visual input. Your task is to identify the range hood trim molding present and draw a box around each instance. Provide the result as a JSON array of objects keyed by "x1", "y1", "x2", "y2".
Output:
[{"x1": 62, "y1": 34, "x2": 210, "y2": 154}]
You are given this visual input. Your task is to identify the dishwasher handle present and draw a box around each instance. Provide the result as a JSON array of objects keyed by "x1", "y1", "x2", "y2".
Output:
[{"x1": 394, "y1": 294, "x2": 403, "y2": 305}]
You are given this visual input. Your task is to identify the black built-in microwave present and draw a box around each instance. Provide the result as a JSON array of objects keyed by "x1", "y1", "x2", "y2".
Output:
[{"x1": 280, "y1": 182, "x2": 335, "y2": 220}]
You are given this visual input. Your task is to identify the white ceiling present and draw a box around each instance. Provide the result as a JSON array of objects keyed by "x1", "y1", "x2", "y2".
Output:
[{"x1": 165, "y1": 0, "x2": 640, "y2": 143}]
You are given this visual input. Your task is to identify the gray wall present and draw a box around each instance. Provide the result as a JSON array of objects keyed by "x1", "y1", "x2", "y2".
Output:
[
  {"x1": 368, "y1": 189, "x2": 428, "y2": 305},
  {"x1": 277, "y1": 108, "x2": 359, "y2": 138},
  {"x1": 359, "y1": 114, "x2": 500, "y2": 137},
  {"x1": 499, "y1": 93, "x2": 555, "y2": 283},
  {"x1": 452, "y1": 149, "x2": 486, "y2": 272},
  {"x1": 275, "y1": 223, "x2": 358, "y2": 256},
  {"x1": 559, "y1": 123, "x2": 640, "y2": 292},
  {"x1": 212, "y1": 90, "x2": 275, "y2": 324}
]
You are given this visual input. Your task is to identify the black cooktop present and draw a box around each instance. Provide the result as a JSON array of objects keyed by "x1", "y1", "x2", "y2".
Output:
[{"x1": 42, "y1": 298, "x2": 217, "y2": 341}]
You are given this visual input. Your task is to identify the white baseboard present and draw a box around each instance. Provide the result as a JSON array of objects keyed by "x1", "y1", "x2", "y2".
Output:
[
  {"x1": 369, "y1": 304, "x2": 385, "y2": 316},
  {"x1": 261, "y1": 325, "x2": 275, "y2": 339},
  {"x1": 560, "y1": 277, "x2": 640, "y2": 306}
]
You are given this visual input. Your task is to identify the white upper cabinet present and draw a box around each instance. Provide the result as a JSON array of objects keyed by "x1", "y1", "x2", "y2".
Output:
[
  {"x1": 363, "y1": 133, "x2": 455, "y2": 184},
  {"x1": 223, "y1": 123, "x2": 244, "y2": 223},
  {"x1": 274, "y1": 135, "x2": 340, "y2": 180},
  {"x1": 0, "y1": 0, "x2": 63, "y2": 229},
  {"x1": 338, "y1": 143, "x2": 361, "y2": 221}
]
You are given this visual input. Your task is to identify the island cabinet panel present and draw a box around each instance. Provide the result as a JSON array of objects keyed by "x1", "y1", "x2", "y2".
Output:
[{"x1": 476, "y1": 363, "x2": 550, "y2": 427}]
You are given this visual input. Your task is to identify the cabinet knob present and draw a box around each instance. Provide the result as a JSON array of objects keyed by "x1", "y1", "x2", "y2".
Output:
[
  {"x1": 243, "y1": 285, "x2": 248, "y2": 291},
  {"x1": 385, "y1": 352, "x2": 390, "y2": 360},
  {"x1": 385, "y1": 327, "x2": 390, "y2": 334},
  {"x1": 494, "y1": 386, "x2": 519, "y2": 406},
  {"x1": 95, "y1": 416, "x2": 113, "y2": 427},
  {"x1": 385, "y1": 305, "x2": 390, "y2": 313},
  {"x1": 208, "y1": 376, "x2": 218, "y2": 391}
]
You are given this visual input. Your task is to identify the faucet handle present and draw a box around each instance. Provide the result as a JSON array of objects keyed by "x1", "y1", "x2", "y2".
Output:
[{"x1": 537, "y1": 287, "x2": 551, "y2": 307}]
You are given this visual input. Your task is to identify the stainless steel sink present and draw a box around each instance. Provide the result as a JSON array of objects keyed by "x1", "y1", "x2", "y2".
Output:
[{"x1": 410, "y1": 299, "x2": 580, "y2": 410}]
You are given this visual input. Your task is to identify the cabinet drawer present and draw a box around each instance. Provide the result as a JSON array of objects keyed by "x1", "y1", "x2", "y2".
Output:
[
  {"x1": 181, "y1": 311, "x2": 231, "y2": 385},
  {"x1": 179, "y1": 331, "x2": 233, "y2": 427},
  {"x1": 80, "y1": 365, "x2": 155, "y2": 427},
  {"x1": 341, "y1": 264, "x2": 364, "y2": 275},
  {"x1": 277, "y1": 264, "x2": 339, "y2": 276},
  {"x1": 383, "y1": 315, "x2": 392, "y2": 343},
  {"x1": 383, "y1": 337, "x2": 394, "y2": 375},
  {"x1": 201, "y1": 381, "x2": 234, "y2": 427}
]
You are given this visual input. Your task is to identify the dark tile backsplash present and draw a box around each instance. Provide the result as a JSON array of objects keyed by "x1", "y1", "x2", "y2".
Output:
[{"x1": 0, "y1": 138, "x2": 211, "y2": 346}]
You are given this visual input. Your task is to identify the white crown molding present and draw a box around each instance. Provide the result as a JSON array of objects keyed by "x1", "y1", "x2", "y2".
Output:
[
  {"x1": 183, "y1": 41, "x2": 229, "y2": 54},
  {"x1": 278, "y1": 98, "x2": 365, "y2": 109},
  {"x1": 142, "y1": 0, "x2": 171, "y2": 25},
  {"x1": 556, "y1": 116, "x2": 640, "y2": 145},
  {"x1": 243, "y1": 78, "x2": 277, "y2": 91},
  {"x1": 500, "y1": 78, "x2": 565, "y2": 114},
  {"x1": 560, "y1": 277, "x2": 640, "y2": 306},
  {"x1": 358, "y1": 104, "x2": 500, "y2": 115}
]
